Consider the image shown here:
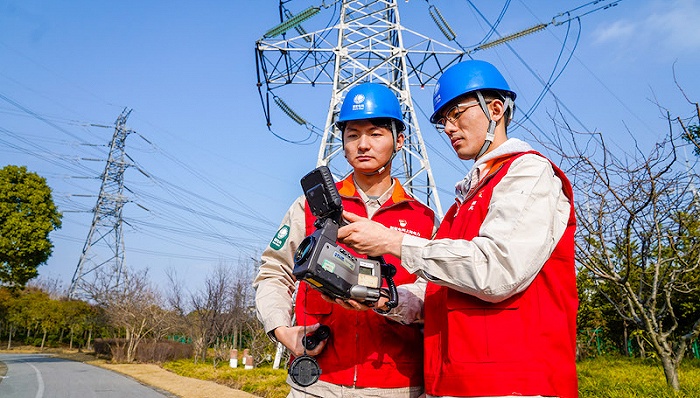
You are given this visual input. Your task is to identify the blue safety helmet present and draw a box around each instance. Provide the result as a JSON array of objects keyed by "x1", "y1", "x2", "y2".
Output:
[
  {"x1": 430, "y1": 60, "x2": 516, "y2": 123},
  {"x1": 335, "y1": 83, "x2": 405, "y2": 132}
]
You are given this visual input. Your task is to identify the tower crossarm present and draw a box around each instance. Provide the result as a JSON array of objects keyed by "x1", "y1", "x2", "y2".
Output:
[{"x1": 256, "y1": 0, "x2": 457, "y2": 216}]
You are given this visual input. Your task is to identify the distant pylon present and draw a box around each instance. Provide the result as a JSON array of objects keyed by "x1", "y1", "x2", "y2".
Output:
[
  {"x1": 256, "y1": 0, "x2": 466, "y2": 217},
  {"x1": 68, "y1": 108, "x2": 132, "y2": 299}
]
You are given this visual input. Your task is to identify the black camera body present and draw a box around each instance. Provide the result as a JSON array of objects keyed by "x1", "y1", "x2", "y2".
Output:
[{"x1": 293, "y1": 166, "x2": 397, "y2": 306}]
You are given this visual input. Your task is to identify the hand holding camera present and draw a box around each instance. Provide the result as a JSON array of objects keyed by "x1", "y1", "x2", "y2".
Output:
[{"x1": 292, "y1": 166, "x2": 398, "y2": 308}]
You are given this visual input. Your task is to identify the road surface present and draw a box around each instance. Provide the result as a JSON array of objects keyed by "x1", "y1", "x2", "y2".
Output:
[{"x1": 0, "y1": 354, "x2": 173, "y2": 398}]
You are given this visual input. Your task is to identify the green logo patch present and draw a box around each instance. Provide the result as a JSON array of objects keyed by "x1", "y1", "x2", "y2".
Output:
[{"x1": 270, "y1": 225, "x2": 290, "y2": 250}]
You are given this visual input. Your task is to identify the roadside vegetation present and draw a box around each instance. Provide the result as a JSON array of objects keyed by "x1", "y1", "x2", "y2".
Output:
[
  {"x1": 163, "y1": 358, "x2": 288, "y2": 398},
  {"x1": 157, "y1": 355, "x2": 700, "y2": 398}
]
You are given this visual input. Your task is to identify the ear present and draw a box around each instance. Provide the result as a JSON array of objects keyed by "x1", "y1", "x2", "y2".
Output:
[
  {"x1": 395, "y1": 132, "x2": 405, "y2": 151},
  {"x1": 489, "y1": 99, "x2": 506, "y2": 123}
]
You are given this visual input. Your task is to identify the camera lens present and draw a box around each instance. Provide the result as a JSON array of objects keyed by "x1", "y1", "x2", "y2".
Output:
[
  {"x1": 314, "y1": 325, "x2": 330, "y2": 341},
  {"x1": 302, "y1": 325, "x2": 331, "y2": 350},
  {"x1": 294, "y1": 236, "x2": 316, "y2": 265}
]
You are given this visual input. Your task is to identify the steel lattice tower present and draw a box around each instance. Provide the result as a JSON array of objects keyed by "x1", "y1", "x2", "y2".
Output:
[
  {"x1": 69, "y1": 108, "x2": 132, "y2": 299},
  {"x1": 256, "y1": 0, "x2": 465, "y2": 217}
]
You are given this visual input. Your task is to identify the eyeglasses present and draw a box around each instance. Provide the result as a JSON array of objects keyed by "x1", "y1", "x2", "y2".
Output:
[{"x1": 434, "y1": 100, "x2": 488, "y2": 133}]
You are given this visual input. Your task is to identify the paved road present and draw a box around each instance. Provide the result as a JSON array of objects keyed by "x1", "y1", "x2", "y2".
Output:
[{"x1": 0, "y1": 354, "x2": 173, "y2": 398}]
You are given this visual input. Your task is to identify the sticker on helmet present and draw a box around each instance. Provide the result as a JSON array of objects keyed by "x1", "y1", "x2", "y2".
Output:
[{"x1": 352, "y1": 93, "x2": 366, "y2": 111}]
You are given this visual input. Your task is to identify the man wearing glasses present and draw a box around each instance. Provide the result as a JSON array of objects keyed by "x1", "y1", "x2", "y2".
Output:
[{"x1": 336, "y1": 60, "x2": 579, "y2": 397}]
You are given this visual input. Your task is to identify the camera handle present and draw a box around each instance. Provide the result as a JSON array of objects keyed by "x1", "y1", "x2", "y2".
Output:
[{"x1": 370, "y1": 256, "x2": 399, "y2": 309}]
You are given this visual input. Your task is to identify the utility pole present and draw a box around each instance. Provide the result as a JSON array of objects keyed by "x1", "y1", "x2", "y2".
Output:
[
  {"x1": 69, "y1": 108, "x2": 132, "y2": 299},
  {"x1": 256, "y1": 0, "x2": 467, "y2": 217}
]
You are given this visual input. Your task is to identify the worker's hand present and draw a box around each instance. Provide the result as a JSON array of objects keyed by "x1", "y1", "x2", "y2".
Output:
[
  {"x1": 338, "y1": 211, "x2": 404, "y2": 258},
  {"x1": 322, "y1": 293, "x2": 390, "y2": 313},
  {"x1": 274, "y1": 324, "x2": 326, "y2": 357},
  {"x1": 344, "y1": 297, "x2": 391, "y2": 312}
]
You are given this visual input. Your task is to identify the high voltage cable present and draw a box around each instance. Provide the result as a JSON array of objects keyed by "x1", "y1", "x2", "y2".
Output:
[
  {"x1": 460, "y1": 0, "x2": 593, "y2": 136},
  {"x1": 515, "y1": 0, "x2": 654, "y2": 139},
  {"x1": 259, "y1": 0, "x2": 621, "y2": 149},
  {"x1": 460, "y1": 0, "x2": 623, "y2": 55},
  {"x1": 2, "y1": 102, "x2": 277, "y2": 258},
  {"x1": 517, "y1": 18, "x2": 582, "y2": 127},
  {"x1": 123, "y1": 156, "x2": 277, "y2": 250},
  {"x1": 4, "y1": 58, "x2": 276, "y2": 245},
  {"x1": 0, "y1": 92, "x2": 99, "y2": 148},
  {"x1": 0, "y1": 126, "x2": 101, "y2": 177},
  {"x1": 125, "y1": 185, "x2": 275, "y2": 238},
  {"x1": 55, "y1": 204, "x2": 262, "y2": 261},
  {"x1": 2, "y1": 30, "x2": 298, "y2": 277},
  {"x1": 2, "y1": 104, "x2": 276, "y2": 266},
  {"x1": 127, "y1": 219, "x2": 266, "y2": 253},
  {"x1": 0, "y1": 40, "x2": 116, "y2": 110},
  {"x1": 131, "y1": 131, "x2": 277, "y2": 227}
]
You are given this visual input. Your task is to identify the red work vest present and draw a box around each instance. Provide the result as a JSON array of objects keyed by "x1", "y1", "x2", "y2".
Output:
[
  {"x1": 295, "y1": 175, "x2": 436, "y2": 388},
  {"x1": 424, "y1": 152, "x2": 579, "y2": 398}
]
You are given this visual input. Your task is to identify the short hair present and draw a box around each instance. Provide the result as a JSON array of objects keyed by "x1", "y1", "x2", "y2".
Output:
[{"x1": 337, "y1": 117, "x2": 406, "y2": 133}]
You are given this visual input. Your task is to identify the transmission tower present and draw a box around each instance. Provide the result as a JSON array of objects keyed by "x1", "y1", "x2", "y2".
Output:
[
  {"x1": 69, "y1": 108, "x2": 132, "y2": 299},
  {"x1": 256, "y1": 0, "x2": 469, "y2": 217},
  {"x1": 255, "y1": 1, "x2": 625, "y2": 217}
]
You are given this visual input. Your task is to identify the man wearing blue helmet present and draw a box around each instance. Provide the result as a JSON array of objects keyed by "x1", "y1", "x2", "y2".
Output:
[
  {"x1": 254, "y1": 82, "x2": 437, "y2": 397},
  {"x1": 337, "y1": 61, "x2": 579, "y2": 397}
]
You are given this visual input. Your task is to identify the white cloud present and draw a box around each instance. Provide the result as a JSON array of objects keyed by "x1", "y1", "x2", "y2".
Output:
[
  {"x1": 592, "y1": 20, "x2": 635, "y2": 45},
  {"x1": 591, "y1": 0, "x2": 700, "y2": 56},
  {"x1": 646, "y1": 0, "x2": 700, "y2": 52}
]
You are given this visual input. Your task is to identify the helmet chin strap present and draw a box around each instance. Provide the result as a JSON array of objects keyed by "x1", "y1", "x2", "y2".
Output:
[
  {"x1": 474, "y1": 91, "x2": 515, "y2": 160},
  {"x1": 359, "y1": 121, "x2": 399, "y2": 176},
  {"x1": 475, "y1": 91, "x2": 495, "y2": 160}
]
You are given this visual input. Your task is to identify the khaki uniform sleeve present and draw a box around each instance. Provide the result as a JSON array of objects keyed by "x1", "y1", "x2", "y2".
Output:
[
  {"x1": 380, "y1": 277, "x2": 426, "y2": 324},
  {"x1": 401, "y1": 154, "x2": 570, "y2": 303},
  {"x1": 253, "y1": 195, "x2": 307, "y2": 336}
]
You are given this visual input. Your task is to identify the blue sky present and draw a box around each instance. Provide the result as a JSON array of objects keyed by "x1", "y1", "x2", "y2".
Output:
[{"x1": 2, "y1": 0, "x2": 699, "y2": 293}]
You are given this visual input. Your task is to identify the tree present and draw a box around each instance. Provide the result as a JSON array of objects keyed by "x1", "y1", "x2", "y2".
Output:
[
  {"x1": 0, "y1": 165, "x2": 62, "y2": 289},
  {"x1": 165, "y1": 259, "x2": 271, "y2": 366},
  {"x1": 94, "y1": 266, "x2": 170, "y2": 362},
  {"x1": 675, "y1": 72, "x2": 700, "y2": 158},
  {"x1": 540, "y1": 97, "x2": 700, "y2": 390},
  {"x1": 682, "y1": 122, "x2": 700, "y2": 157},
  {"x1": 168, "y1": 263, "x2": 241, "y2": 365},
  {"x1": 60, "y1": 298, "x2": 99, "y2": 350}
]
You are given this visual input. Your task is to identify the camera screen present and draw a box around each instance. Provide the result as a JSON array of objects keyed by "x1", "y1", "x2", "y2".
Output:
[
  {"x1": 307, "y1": 183, "x2": 332, "y2": 217},
  {"x1": 358, "y1": 264, "x2": 374, "y2": 276}
]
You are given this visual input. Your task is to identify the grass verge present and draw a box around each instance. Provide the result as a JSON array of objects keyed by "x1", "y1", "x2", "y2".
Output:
[
  {"x1": 164, "y1": 356, "x2": 700, "y2": 398},
  {"x1": 578, "y1": 356, "x2": 700, "y2": 397},
  {"x1": 162, "y1": 359, "x2": 289, "y2": 398}
]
